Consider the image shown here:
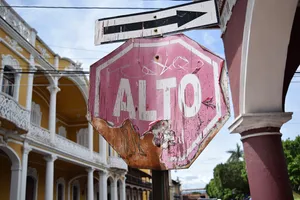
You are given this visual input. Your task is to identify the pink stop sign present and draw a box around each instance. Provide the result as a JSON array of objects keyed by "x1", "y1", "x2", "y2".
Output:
[{"x1": 89, "y1": 34, "x2": 230, "y2": 170}]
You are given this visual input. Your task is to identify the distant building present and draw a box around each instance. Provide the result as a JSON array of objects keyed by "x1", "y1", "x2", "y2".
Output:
[
  {"x1": 182, "y1": 188, "x2": 209, "y2": 200},
  {"x1": 170, "y1": 179, "x2": 182, "y2": 200},
  {"x1": 126, "y1": 167, "x2": 152, "y2": 200}
]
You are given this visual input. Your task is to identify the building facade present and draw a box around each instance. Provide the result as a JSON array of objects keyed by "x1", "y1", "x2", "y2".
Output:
[{"x1": 0, "y1": 0, "x2": 128, "y2": 200}]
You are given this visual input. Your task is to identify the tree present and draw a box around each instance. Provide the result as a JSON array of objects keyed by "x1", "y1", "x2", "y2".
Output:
[
  {"x1": 206, "y1": 161, "x2": 250, "y2": 200},
  {"x1": 226, "y1": 143, "x2": 244, "y2": 163},
  {"x1": 282, "y1": 136, "x2": 300, "y2": 193}
]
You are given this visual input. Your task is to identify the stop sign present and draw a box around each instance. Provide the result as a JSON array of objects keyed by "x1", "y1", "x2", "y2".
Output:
[{"x1": 88, "y1": 34, "x2": 230, "y2": 170}]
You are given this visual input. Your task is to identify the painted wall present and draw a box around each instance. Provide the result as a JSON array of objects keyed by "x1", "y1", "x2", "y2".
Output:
[
  {"x1": 0, "y1": 42, "x2": 29, "y2": 107},
  {"x1": 35, "y1": 39, "x2": 55, "y2": 66}
]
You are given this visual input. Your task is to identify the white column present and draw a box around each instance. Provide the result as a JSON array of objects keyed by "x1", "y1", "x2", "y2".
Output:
[
  {"x1": 99, "y1": 135, "x2": 107, "y2": 164},
  {"x1": 0, "y1": 68, "x2": 3, "y2": 90},
  {"x1": 87, "y1": 168, "x2": 95, "y2": 200},
  {"x1": 14, "y1": 73, "x2": 21, "y2": 101},
  {"x1": 26, "y1": 56, "x2": 36, "y2": 110},
  {"x1": 88, "y1": 123, "x2": 94, "y2": 156},
  {"x1": 47, "y1": 84, "x2": 60, "y2": 143},
  {"x1": 20, "y1": 142, "x2": 32, "y2": 200},
  {"x1": 11, "y1": 164, "x2": 22, "y2": 200},
  {"x1": 44, "y1": 154, "x2": 57, "y2": 200},
  {"x1": 99, "y1": 171, "x2": 108, "y2": 200},
  {"x1": 120, "y1": 178, "x2": 126, "y2": 200},
  {"x1": 112, "y1": 179, "x2": 118, "y2": 200}
]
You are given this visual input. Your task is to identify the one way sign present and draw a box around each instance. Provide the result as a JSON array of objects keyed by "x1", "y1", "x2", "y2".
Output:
[{"x1": 95, "y1": 0, "x2": 219, "y2": 45}]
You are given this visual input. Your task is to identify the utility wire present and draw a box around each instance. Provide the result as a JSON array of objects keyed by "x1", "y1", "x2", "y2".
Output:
[{"x1": 0, "y1": 5, "x2": 162, "y2": 10}]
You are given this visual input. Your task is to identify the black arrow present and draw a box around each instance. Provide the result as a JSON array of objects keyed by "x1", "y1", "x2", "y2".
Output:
[{"x1": 103, "y1": 10, "x2": 207, "y2": 35}]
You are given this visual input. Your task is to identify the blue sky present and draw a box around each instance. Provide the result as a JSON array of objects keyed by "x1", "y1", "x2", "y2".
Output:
[{"x1": 6, "y1": 0, "x2": 300, "y2": 189}]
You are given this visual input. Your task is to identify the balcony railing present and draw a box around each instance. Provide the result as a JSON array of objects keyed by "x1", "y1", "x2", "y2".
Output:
[
  {"x1": 108, "y1": 156, "x2": 128, "y2": 171},
  {"x1": 126, "y1": 174, "x2": 152, "y2": 189},
  {"x1": 27, "y1": 124, "x2": 105, "y2": 165},
  {"x1": 0, "y1": 92, "x2": 30, "y2": 131}
]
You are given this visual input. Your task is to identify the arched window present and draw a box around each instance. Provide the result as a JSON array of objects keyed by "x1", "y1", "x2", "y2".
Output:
[
  {"x1": 1, "y1": 54, "x2": 21, "y2": 100},
  {"x1": 77, "y1": 128, "x2": 88, "y2": 147},
  {"x1": 56, "y1": 177, "x2": 65, "y2": 200},
  {"x1": 72, "y1": 180, "x2": 80, "y2": 200},
  {"x1": 26, "y1": 167, "x2": 38, "y2": 200},
  {"x1": 58, "y1": 126, "x2": 67, "y2": 138},
  {"x1": 30, "y1": 102, "x2": 42, "y2": 126},
  {"x1": 2, "y1": 65, "x2": 14, "y2": 96}
]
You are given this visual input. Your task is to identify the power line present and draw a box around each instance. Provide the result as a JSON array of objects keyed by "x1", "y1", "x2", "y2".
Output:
[
  {"x1": 0, "y1": 5, "x2": 162, "y2": 10},
  {"x1": 48, "y1": 44, "x2": 111, "y2": 53}
]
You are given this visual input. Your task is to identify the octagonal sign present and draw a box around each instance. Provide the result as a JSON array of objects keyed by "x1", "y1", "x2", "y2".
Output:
[{"x1": 88, "y1": 34, "x2": 230, "y2": 170}]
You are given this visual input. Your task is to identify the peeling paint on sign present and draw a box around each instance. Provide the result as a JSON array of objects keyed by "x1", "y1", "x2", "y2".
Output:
[{"x1": 88, "y1": 34, "x2": 230, "y2": 170}]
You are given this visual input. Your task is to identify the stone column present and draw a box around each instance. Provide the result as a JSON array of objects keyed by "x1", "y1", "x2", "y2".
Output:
[
  {"x1": 47, "y1": 83, "x2": 60, "y2": 143},
  {"x1": 229, "y1": 112, "x2": 294, "y2": 200},
  {"x1": 120, "y1": 177, "x2": 126, "y2": 200},
  {"x1": 87, "y1": 168, "x2": 95, "y2": 200},
  {"x1": 11, "y1": 164, "x2": 22, "y2": 200},
  {"x1": 99, "y1": 171, "x2": 108, "y2": 200},
  {"x1": 88, "y1": 123, "x2": 94, "y2": 156},
  {"x1": 112, "y1": 179, "x2": 118, "y2": 200},
  {"x1": 26, "y1": 56, "x2": 36, "y2": 110},
  {"x1": 44, "y1": 154, "x2": 57, "y2": 200},
  {"x1": 99, "y1": 135, "x2": 107, "y2": 164},
  {"x1": 20, "y1": 142, "x2": 32, "y2": 200}
]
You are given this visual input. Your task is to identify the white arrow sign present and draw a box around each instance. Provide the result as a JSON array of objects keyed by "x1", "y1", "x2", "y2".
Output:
[{"x1": 95, "y1": 0, "x2": 219, "y2": 45}]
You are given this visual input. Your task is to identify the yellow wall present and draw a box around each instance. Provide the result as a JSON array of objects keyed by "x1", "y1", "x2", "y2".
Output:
[
  {"x1": 0, "y1": 28, "x2": 31, "y2": 60},
  {"x1": 0, "y1": 43, "x2": 29, "y2": 107},
  {"x1": 8, "y1": 142, "x2": 22, "y2": 161},
  {"x1": 32, "y1": 89, "x2": 50, "y2": 129},
  {"x1": 35, "y1": 39, "x2": 55, "y2": 65},
  {"x1": 59, "y1": 59, "x2": 71, "y2": 70},
  {"x1": 0, "y1": 155, "x2": 11, "y2": 200},
  {"x1": 93, "y1": 130, "x2": 99, "y2": 153}
]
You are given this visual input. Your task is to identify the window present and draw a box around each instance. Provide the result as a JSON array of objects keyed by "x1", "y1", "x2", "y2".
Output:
[
  {"x1": 2, "y1": 66, "x2": 14, "y2": 96},
  {"x1": 108, "y1": 146, "x2": 112, "y2": 156},
  {"x1": 72, "y1": 181, "x2": 80, "y2": 200},
  {"x1": 26, "y1": 167, "x2": 38, "y2": 200},
  {"x1": 31, "y1": 102, "x2": 42, "y2": 126},
  {"x1": 56, "y1": 177, "x2": 65, "y2": 200},
  {"x1": 77, "y1": 128, "x2": 88, "y2": 147},
  {"x1": 58, "y1": 126, "x2": 67, "y2": 138}
]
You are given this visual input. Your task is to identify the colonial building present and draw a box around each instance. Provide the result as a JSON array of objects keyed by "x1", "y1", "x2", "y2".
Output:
[
  {"x1": 125, "y1": 168, "x2": 152, "y2": 200},
  {"x1": 0, "y1": 0, "x2": 128, "y2": 200}
]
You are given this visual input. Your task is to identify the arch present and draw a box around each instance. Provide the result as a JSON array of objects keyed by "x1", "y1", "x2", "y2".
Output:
[
  {"x1": 0, "y1": 142, "x2": 21, "y2": 200},
  {"x1": 34, "y1": 64, "x2": 55, "y2": 86},
  {"x1": 71, "y1": 180, "x2": 80, "y2": 200},
  {"x1": 238, "y1": 0, "x2": 298, "y2": 114},
  {"x1": 58, "y1": 75, "x2": 88, "y2": 104},
  {"x1": 27, "y1": 167, "x2": 38, "y2": 200},
  {"x1": 107, "y1": 176, "x2": 114, "y2": 200}
]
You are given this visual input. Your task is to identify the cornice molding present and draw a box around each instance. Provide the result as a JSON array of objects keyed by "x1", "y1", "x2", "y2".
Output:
[{"x1": 229, "y1": 112, "x2": 293, "y2": 133}]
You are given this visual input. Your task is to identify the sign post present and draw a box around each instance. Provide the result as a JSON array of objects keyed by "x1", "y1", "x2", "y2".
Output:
[
  {"x1": 88, "y1": 34, "x2": 230, "y2": 171},
  {"x1": 95, "y1": 0, "x2": 219, "y2": 44}
]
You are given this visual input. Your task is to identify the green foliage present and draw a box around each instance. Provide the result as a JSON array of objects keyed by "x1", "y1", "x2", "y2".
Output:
[
  {"x1": 226, "y1": 144, "x2": 244, "y2": 163},
  {"x1": 282, "y1": 136, "x2": 300, "y2": 193},
  {"x1": 206, "y1": 160, "x2": 250, "y2": 200}
]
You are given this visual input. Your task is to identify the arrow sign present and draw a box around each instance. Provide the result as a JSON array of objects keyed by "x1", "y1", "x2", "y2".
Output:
[{"x1": 95, "y1": 0, "x2": 219, "y2": 45}]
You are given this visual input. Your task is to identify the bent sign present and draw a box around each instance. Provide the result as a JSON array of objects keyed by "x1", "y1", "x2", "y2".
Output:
[{"x1": 88, "y1": 34, "x2": 230, "y2": 170}]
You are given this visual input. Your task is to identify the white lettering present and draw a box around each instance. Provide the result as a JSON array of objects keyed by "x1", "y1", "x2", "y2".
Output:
[
  {"x1": 156, "y1": 77, "x2": 176, "y2": 119},
  {"x1": 178, "y1": 74, "x2": 201, "y2": 118},
  {"x1": 139, "y1": 80, "x2": 157, "y2": 121},
  {"x1": 113, "y1": 78, "x2": 136, "y2": 119}
]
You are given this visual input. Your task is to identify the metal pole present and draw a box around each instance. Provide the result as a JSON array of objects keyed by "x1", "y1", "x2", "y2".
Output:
[{"x1": 152, "y1": 170, "x2": 170, "y2": 200}]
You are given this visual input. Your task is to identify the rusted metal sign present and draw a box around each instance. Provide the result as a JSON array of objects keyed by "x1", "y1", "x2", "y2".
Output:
[
  {"x1": 88, "y1": 34, "x2": 230, "y2": 170},
  {"x1": 95, "y1": 0, "x2": 219, "y2": 44}
]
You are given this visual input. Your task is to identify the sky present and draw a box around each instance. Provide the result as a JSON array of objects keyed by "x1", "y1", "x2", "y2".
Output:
[{"x1": 6, "y1": 0, "x2": 300, "y2": 189}]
